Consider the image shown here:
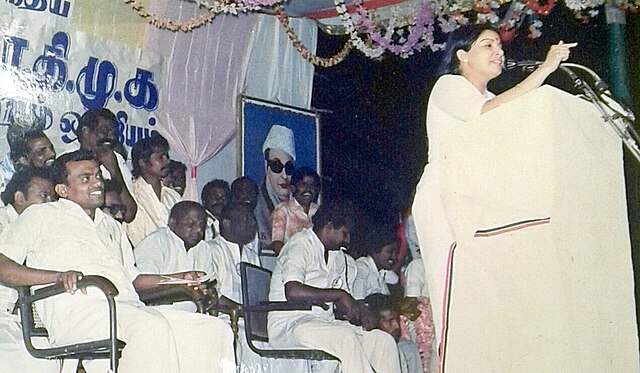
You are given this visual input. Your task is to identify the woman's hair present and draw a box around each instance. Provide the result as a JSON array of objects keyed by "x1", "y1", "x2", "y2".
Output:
[{"x1": 437, "y1": 24, "x2": 497, "y2": 76}]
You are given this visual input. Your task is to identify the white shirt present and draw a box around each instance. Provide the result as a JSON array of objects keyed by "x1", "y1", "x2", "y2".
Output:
[
  {"x1": 268, "y1": 228, "x2": 357, "y2": 336},
  {"x1": 204, "y1": 212, "x2": 219, "y2": 241},
  {"x1": 134, "y1": 226, "x2": 206, "y2": 274},
  {"x1": 190, "y1": 235, "x2": 260, "y2": 304},
  {"x1": 0, "y1": 204, "x2": 19, "y2": 314},
  {"x1": 0, "y1": 153, "x2": 15, "y2": 207},
  {"x1": 426, "y1": 74, "x2": 494, "y2": 163},
  {"x1": 126, "y1": 177, "x2": 181, "y2": 245},
  {"x1": 0, "y1": 204, "x2": 18, "y2": 236},
  {"x1": 0, "y1": 199, "x2": 142, "y2": 341},
  {"x1": 352, "y1": 256, "x2": 390, "y2": 300},
  {"x1": 404, "y1": 258, "x2": 429, "y2": 298}
]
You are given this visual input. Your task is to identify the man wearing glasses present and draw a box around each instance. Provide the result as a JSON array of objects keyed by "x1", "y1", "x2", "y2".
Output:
[{"x1": 255, "y1": 124, "x2": 296, "y2": 253}]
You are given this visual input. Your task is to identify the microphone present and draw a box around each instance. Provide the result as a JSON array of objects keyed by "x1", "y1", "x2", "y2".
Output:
[{"x1": 505, "y1": 59, "x2": 543, "y2": 71}]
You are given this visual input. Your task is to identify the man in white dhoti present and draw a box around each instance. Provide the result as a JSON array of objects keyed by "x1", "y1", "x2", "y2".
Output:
[
  {"x1": 126, "y1": 135, "x2": 181, "y2": 245},
  {"x1": 191, "y1": 200, "x2": 312, "y2": 372},
  {"x1": 269, "y1": 199, "x2": 401, "y2": 373},
  {"x1": 0, "y1": 150, "x2": 235, "y2": 373}
]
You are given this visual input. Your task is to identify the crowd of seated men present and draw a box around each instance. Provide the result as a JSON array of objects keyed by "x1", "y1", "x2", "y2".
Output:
[{"x1": 0, "y1": 108, "x2": 435, "y2": 373}]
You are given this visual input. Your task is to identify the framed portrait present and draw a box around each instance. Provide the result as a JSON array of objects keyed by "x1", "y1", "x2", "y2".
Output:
[{"x1": 239, "y1": 96, "x2": 321, "y2": 184}]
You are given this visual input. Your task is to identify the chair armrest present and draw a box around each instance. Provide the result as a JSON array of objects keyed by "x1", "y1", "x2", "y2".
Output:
[
  {"x1": 21, "y1": 275, "x2": 119, "y2": 304},
  {"x1": 139, "y1": 285, "x2": 206, "y2": 313}
]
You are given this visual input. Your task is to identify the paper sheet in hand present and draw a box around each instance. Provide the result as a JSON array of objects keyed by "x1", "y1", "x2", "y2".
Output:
[{"x1": 158, "y1": 273, "x2": 213, "y2": 285}]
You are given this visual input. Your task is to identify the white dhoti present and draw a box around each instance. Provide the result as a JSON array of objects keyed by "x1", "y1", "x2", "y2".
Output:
[
  {"x1": 0, "y1": 315, "x2": 59, "y2": 373},
  {"x1": 50, "y1": 302, "x2": 235, "y2": 373},
  {"x1": 282, "y1": 317, "x2": 401, "y2": 373}
]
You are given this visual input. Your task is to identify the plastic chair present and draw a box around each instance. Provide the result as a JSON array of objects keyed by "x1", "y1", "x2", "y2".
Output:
[
  {"x1": 17, "y1": 275, "x2": 125, "y2": 372},
  {"x1": 239, "y1": 262, "x2": 338, "y2": 360}
]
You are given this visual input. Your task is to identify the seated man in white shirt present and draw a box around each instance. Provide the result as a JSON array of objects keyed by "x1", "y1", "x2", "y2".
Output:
[
  {"x1": 76, "y1": 108, "x2": 137, "y2": 222},
  {"x1": 0, "y1": 167, "x2": 62, "y2": 373},
  {"x1": 135, "y1": 201, "x2": 208, "y2": 275},
  {"x1": 352, "y1": 229, "x2": 399, "y2": 300},
  {"x1": 0, "y1": 150, "x2": 235, "y2": 373},
  {"x1": 269, "y1": 199, "x2": 402, "y2": 373},
  {"x1": 127, "y1": 135, "x2": 181, "y2": 245},
  {"x1": 134, "y1": 201, "x2": 210, "y2": 312},
  {"x1": 191, "y1": 201, "x2": 312, "y2": 372}
]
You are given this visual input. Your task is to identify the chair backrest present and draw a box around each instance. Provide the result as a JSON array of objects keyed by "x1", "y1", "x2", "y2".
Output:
[{"x1": 240, "y1": 262, "x2": 271, "y2": 342}]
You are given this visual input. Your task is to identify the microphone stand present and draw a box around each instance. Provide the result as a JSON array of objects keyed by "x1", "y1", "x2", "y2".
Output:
[{"x1": 558, "y1": 63, "x2": 640, "y2": 163}]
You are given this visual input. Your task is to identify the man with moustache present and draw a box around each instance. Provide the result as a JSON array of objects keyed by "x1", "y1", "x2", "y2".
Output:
[
  {"x1": 126, "y1": 134, "x2": 181, "y2": 245},
  {"x1": 0, "y1": 150, "x2": 235, "y2": 373},
  {"x1": 270, "y1": 167, "x2": 321, "y2": 255},
  {"x1": 255, "y1": 124, "x2": 296, "y2": 251},
  {"x1": 76, "y1": 108, "x2": 137, "y2": 222},
  {"x1": 13, "y1": 129, "x2": 57, "y2": 169}
]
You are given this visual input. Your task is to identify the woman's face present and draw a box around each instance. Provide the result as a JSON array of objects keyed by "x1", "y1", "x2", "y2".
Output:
[{"x1": 457, "y1": 30, "x2": 504, "y2": 84}]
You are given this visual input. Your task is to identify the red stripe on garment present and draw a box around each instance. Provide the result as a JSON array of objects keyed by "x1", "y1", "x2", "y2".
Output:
[
  {"x1": 474, "y1": 217, "x2": 550, "y2": 238},
  {"x1": 438, "y1": 242, "x2": 457, "y2": 373}
]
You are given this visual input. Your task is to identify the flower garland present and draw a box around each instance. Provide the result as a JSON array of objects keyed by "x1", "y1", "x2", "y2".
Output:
[
  {"x1": 354, "y1": 0, "x2": 444, "y2": 58},
  {"x1": 124, "y1": 0, "x2": 215, "y2": 32},
  {"x1": 191, "y1": 0, "x2": 261, "y2": 15},
  {"x1": 123, "y1": 0, "x2": 283, "y2": 32},
  {"x1": 334, "y1": 0, "x2": 386, "y2": 59},
  {"x1": 275, "y1": 7, "x2": 353, "y2": 67}
]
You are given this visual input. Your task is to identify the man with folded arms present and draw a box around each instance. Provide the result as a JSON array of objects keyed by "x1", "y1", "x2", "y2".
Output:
[{"x1": 0, "y1": 150, "x2": 235, "y2": 373}]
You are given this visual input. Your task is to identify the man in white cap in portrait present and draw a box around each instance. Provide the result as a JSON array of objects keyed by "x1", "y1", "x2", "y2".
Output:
[{"x1": 255, "y1": 124, "x2": 296, "y2": 252}]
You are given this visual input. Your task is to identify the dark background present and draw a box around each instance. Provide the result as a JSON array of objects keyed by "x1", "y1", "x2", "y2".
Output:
[{"x1": 311, "y1": 5, "x2": 640, "y2": 330}]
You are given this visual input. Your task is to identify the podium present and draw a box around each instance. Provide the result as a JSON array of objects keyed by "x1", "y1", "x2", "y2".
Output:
[{"x1": 436, "y1": 86, "x2": 639, "y2": 372}]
